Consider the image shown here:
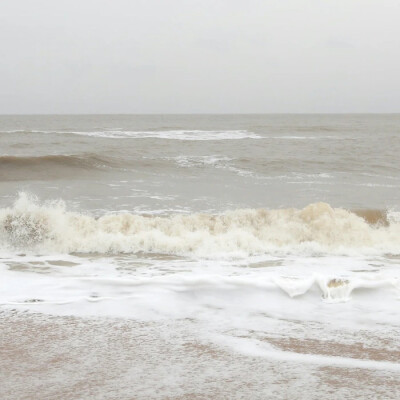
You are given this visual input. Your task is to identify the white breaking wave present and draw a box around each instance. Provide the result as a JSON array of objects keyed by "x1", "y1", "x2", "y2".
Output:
[
  {"x1": 172, "y1": 155, "x2": 254, "y2": 176},
  {"x1": 173, "y1": 155, "x2": 233, "y2": 168},
  {"x1": 67, "y1": 130, "x2": 262, "y2": 141},
  {"x1": 1, "y1": 193, "x2": 400, "y2": 257}
]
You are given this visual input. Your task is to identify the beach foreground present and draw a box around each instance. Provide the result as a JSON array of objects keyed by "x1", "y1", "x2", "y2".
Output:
[{"x1": 1, "y1": 310, "x2": 399, "y2": 400}]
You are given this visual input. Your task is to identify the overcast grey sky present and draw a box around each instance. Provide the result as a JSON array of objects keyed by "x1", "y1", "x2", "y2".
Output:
[{"x1": 1, "y1": 0, "x2": 400, "y2": 114}]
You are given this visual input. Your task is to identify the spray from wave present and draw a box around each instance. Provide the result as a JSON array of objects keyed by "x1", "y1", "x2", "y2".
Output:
[{"x1": 0, "y1": 193, "x2": 399, "y2": 257}]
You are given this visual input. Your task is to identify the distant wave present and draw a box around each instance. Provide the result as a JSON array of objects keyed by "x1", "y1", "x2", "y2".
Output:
[
  {"x1": 0, "y1": 130, "x2": 51, "y2": 134},
  {"x1": 1, "y1": 129, "x2": 261, "y2": 140},
  {"x1": 270, "y1": 135, "x2": 341, "y2": 140},
  {"x1": 0, "y1": 153, "x2": 243, "y2": 181},
  {"x1": 0, "y1": 154, "x2": 114, "y2": 181},
  {"x1": 67, "y1": 129, "x2": 262, "y2": 140},
  {"x1": 1, "y1": 129, "x2": 347, "y2": 141},
  {"x1": 1, "y1": 193, "x2": 399, "y2": 257}
]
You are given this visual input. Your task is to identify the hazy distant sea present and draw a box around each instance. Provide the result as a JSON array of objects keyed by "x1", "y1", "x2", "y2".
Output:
[{"x1": 1, "y1": 114, "x2": 400, "y2": 398}]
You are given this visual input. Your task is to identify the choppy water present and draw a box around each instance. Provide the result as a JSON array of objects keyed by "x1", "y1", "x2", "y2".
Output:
[{"x1": 1, "y1": 114, "x2": 400, "y2": 369}]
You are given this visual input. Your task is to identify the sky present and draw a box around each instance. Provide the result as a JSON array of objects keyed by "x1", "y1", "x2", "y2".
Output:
[{"x1": 1, "y1": 0, "x2": 400, "y2": 114}]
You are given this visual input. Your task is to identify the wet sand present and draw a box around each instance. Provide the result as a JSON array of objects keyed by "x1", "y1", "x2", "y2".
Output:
[{"x1": 1, "y1": 311, "x2": 399, "y2": 400}]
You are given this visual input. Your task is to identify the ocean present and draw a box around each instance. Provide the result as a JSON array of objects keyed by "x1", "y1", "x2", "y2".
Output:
[{"x1": 1, "y1": 114, "x2": 400, "y2": 398}]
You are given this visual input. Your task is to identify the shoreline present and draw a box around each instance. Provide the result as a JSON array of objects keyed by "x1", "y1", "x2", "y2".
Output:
[{"x1": 1, "y1": 310, "x2": 399, "y2": 399}]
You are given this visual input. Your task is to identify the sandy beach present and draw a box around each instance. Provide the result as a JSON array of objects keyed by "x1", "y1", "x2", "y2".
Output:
[{"x1": 1, "y1": 310, "x2": 399, "y2": 400}]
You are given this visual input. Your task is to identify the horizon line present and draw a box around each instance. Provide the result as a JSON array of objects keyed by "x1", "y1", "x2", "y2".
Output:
[{"x1": 1, "y1": 112, "x2": 400, "y2": 116}]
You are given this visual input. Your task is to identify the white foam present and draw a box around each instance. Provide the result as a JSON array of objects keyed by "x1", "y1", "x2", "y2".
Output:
[
  {"x1": 173, "y1": 155, "x2": 233, "y2": 168},
  {"x1": 67, "y1": 130, "x2": 262, "y2": 141},
  {"x1": 213, "y1": 335, "x2": 400, "y2": 372},
  {"x1": 1, "y1": 254, "x2": 399, "y2": 333},
  {"x1": 171, "y1": 155, "x2": 254, "y2": 177}
]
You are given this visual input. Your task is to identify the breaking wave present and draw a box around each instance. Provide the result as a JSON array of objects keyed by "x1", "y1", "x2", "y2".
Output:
[{"x1": 1, "y1": 193, "x2": 399, "y2": 257}]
